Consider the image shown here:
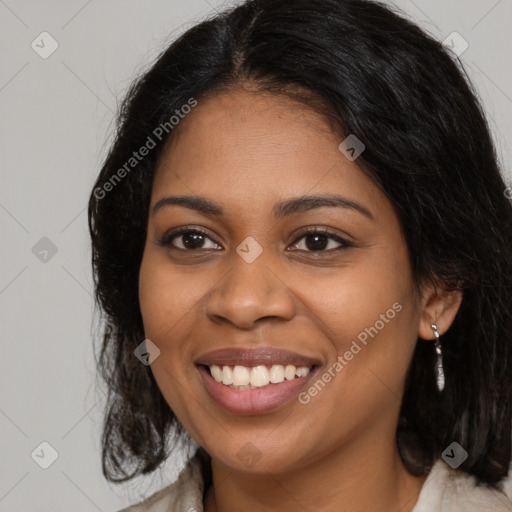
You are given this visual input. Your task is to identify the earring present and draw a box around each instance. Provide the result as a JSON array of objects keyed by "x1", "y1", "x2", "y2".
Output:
[{"x1": 431, "y1": 323, "x2": 445, "y2": 392}]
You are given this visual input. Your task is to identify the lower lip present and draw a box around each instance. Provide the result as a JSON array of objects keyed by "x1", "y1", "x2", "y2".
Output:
[{"x1": 197, "y1": 365, "x2": 318, "y2": 415}]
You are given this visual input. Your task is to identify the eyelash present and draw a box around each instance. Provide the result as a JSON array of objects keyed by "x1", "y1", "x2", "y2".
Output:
[{"x1": 157, "y1": 225, "x2": 354, "y2": 254}]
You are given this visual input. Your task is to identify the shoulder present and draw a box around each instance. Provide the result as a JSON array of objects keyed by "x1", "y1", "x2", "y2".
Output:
[
  {"x1": 413, "y1": 459, "x2": 512, "y2": 512},
  {"x1": 115, "y1": 449, "x2": 208, "y2": 512}
]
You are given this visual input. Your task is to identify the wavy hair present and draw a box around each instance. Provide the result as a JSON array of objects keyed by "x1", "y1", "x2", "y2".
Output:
[{"x1": 88, "y1": 0, "x2": 512, "y2": 485}]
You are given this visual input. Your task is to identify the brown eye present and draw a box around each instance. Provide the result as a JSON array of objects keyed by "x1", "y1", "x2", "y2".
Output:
[
  {"x1": 158, "y1": 228, "x2": 222, "y2": 251},
  {"x1": 288, "y1": 229, "x2": 353, "y2": 252}
]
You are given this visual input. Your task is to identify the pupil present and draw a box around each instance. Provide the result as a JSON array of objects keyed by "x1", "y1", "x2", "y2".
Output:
[
  {"x1": 306, "y1": 234, "x2": 328, "y2": 251},
  {"x1": 181, "y1": 233, "x2": 329, "y2": 250},
  {"x1": 183, "y1": 233, "x2": 204, "y2": 249}
]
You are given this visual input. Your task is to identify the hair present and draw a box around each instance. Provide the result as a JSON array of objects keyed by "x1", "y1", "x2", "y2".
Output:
[{"x1": 88, "y1": 0, "x2": 512, "y2": 486}]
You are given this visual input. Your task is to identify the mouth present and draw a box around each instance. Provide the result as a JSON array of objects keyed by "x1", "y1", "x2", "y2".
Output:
[
  {"x1": 195, "y1": 347, "x2": 322, "y2": 414},
  {"x1": 203, "y1": 363, "x2": 314, "y2": 389}
]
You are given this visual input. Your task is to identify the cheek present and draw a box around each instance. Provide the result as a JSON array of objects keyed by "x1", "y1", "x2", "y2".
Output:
[
  {"x1": 138, "y1": 254, "x2": 202, "y2": 422},
  {"x1": 139, "y1": 254, "x2": 204, "y2": 339},
  {"x1": 297, "y1": 248, "x2": 419, "y2": 407},
  {"x1": 138, "y1": 252, "x2": 226, "y2": 384},
  {"x1": 138, "y1": 255, "x2": 198, "y2": 409}
]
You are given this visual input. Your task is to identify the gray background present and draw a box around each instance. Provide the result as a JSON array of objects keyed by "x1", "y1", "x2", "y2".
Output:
[{"x1": 1, "y1": 0, "x2": 511, "y2": 510}]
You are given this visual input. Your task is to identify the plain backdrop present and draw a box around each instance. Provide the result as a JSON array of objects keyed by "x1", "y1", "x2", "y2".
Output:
[{"x1": 1, "y1": 1, "x2": 511, "y2": 510}]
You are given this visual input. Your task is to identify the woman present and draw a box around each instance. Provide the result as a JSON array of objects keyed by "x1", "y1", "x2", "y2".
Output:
[{"x1": 88, "y1": 0, "x2": 512, "y2": 510}]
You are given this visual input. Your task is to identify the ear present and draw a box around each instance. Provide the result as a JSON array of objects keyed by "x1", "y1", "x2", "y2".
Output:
[{"x1": 417, "y1": 278, "x2": 463, "y2": 340}]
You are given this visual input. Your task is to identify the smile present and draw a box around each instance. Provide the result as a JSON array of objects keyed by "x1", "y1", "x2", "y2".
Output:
[
  {"x1": 207, "y1": 364, "x2": 312, "y2": 389},
  {"x1": 195, "y1": 346, "x2": 322, "y2": 414}
]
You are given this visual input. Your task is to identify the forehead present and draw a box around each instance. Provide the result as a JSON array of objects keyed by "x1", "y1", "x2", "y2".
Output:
[{"x1": 151, "y1": 88, "x2": 385, "y2": 217}]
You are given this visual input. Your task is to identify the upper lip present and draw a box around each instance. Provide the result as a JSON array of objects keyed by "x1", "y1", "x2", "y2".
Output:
[{"x1": 195, "y1": 347, "x2": 322, "y2": 368}]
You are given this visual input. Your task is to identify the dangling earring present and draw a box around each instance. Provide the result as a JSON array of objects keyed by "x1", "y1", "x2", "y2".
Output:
[{"x1": 431, "y1": 323, "x2": 445, "y2": 392}]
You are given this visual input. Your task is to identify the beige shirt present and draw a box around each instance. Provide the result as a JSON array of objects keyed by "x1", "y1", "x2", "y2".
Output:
[{"x1": 118, "y1": 449, "x2": 512, "y2": 512}]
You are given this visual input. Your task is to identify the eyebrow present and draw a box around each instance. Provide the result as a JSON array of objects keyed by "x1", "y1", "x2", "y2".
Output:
[{"x1": 152, "y1": 194, "x2": 374, "y2": 220}]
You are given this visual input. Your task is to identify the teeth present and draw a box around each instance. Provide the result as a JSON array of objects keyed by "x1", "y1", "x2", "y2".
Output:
[
  {"x1": 269, "y1": 364, "x2": 285, "y2": 383},
  {"x1": 210, "y1": 365, "x2": 222, "y2": 382},
  {"x1": 208, "y1": 364, "x2": 312, "y2": 389},
  {"x1": 295, "y1": 366, "x2": 310, "y2": 377},
  {"x1": 233, "y1": 365, "x2": 250, "y2": 386},
  {"x1": 250, "y1": 365, "x2": 270, "y2": 387},
  {"x1": 284, "y1": 364, "x2": 296, "y2": 380},
  {"x1": 222, "y1": 365, "x2": 233, "y2": 385}
]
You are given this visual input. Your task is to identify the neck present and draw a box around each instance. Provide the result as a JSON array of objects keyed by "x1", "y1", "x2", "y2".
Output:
[{"x1": 204, "y1": 434, "x2": 427, "y2": 512}]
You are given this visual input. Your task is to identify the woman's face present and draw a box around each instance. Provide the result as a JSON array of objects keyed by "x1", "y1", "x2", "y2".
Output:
[{"x1": 139, "y1": 87, "x2": 428, "y2": 473}]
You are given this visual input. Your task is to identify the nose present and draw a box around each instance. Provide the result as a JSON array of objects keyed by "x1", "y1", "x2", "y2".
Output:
[{"x1": 205, "y1": 251, "x2": 296, "y2": 329}]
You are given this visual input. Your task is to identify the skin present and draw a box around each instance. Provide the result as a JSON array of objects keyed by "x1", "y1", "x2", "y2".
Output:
[{"x1": 138, "y1": 85, "x2": 462, "y2": 512}]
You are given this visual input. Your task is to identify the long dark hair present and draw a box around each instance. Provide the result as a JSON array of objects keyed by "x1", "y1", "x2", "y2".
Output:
[{"x1": 88, "y1": 0, "x2": 512, "y2": 485}]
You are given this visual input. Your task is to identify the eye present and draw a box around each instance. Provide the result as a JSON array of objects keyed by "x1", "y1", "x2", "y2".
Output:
[
  {"x1": 288, "y1": 228, "x2": 353, "y2": 253},
  {"x1": 157, "y1": 226, "x2": 353, "y2": 253},
  {"x1": 157, "y1": 227, "x2": 222, "y2": 251}
]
